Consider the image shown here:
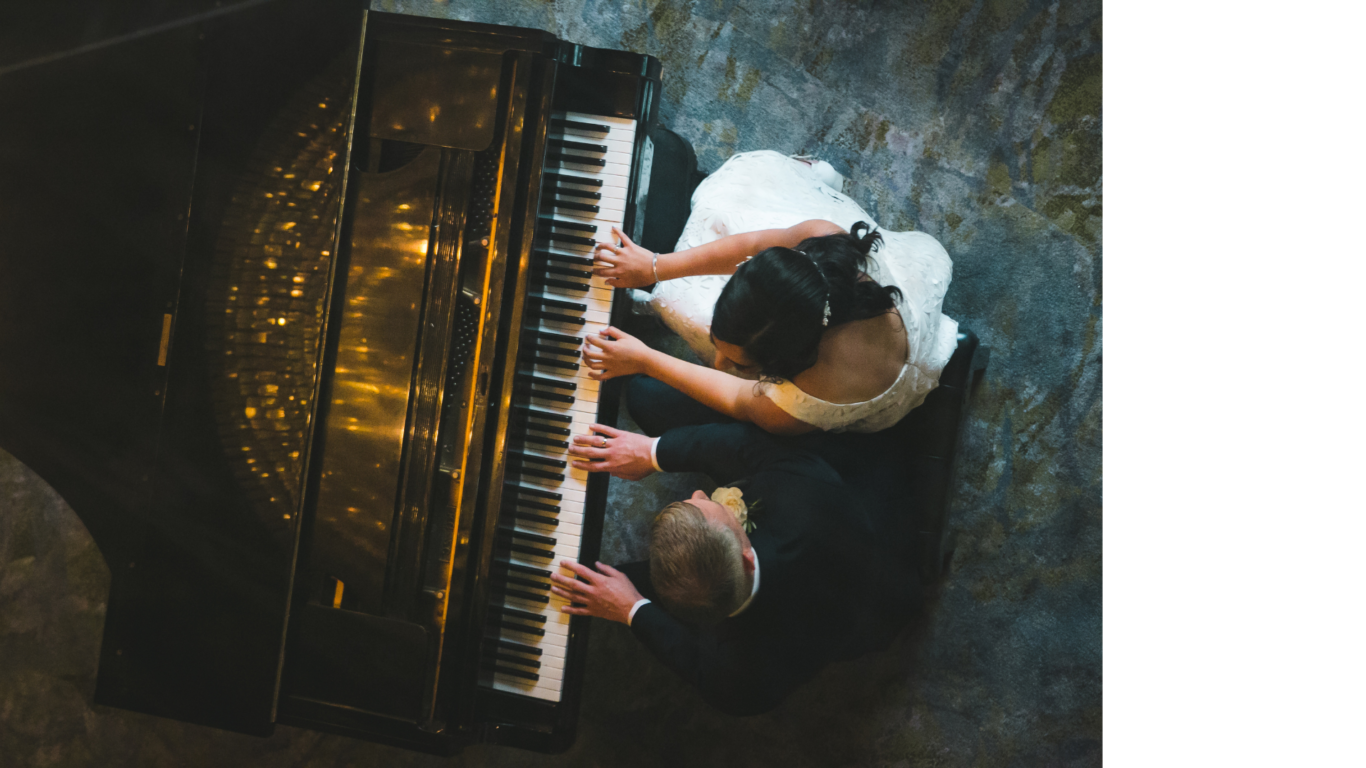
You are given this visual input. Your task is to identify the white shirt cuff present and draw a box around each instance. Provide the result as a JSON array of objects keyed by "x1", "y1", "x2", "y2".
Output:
[
  {"x1": 628, "y1": 598, "x2": 651, "y2": 625},
  {"x1": 649, "y1": 437, "x2": 663, "y2": 472}
]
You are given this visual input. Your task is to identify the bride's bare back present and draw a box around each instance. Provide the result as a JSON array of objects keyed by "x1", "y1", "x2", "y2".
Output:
[{"x1": 792, "y1": 310, "x2": 908, "y2": 404}]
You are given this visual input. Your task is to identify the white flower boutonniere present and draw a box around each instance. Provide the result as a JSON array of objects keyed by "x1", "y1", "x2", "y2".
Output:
[{"x1": 711, "y1": 486, "x2": 759, "y2": 533}]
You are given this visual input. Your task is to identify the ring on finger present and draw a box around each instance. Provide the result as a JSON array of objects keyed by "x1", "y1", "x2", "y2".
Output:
[{"x1": 598, "y1": 437, "x2": 607, "y2": 448}]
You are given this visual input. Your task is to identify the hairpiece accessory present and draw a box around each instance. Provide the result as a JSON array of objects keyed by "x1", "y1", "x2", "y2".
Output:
[{"x1": 797, "y1": 248, "x2": 831, "y2": 327}]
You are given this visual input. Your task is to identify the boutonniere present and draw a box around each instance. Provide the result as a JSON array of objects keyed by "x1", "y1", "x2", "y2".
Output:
[{"x1": 711, "y1": 486, "x2": 761, "y2": 533}]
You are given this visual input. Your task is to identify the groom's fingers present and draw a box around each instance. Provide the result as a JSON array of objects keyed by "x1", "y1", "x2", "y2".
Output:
[{"x1": 560, "y1": 559, "x2": 600, "y2": 584}]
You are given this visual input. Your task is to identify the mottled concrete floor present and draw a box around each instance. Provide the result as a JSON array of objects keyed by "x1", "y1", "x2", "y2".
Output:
[{"x1": 1, "y1": 0, "x2": 1101, "y2": 765}]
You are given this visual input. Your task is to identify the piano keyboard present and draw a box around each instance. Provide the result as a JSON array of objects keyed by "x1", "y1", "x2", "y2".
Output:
[{"x1": 481, "y1": 111, "x2": 636, "y2": 702}]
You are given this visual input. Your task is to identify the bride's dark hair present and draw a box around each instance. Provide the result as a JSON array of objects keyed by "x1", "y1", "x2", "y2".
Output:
[{"x1": 710, "y1": 222, "x2": 902, "y2": 381}]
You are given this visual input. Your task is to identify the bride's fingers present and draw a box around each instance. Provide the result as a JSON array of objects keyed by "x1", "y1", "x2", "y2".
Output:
[{"x1": 613, "y1": 226, "x2": 636, "y2": 249}]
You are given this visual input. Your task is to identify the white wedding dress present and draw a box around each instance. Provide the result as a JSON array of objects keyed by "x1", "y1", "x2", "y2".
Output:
[{"x1": 639, "y1": 150, "x2": 958, "y2": 433}]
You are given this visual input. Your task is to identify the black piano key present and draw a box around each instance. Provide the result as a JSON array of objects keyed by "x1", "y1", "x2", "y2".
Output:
[
  {"x1": 527, "y1": 309, "x2": 586, "y2": 326},
  {"x1": 510, "y1": 510, "x2": 560, "y2": 527},
  {"x1": 521, "y1": 354, "x2": 579, "y2": 371},
  {"x1": 533, "y1": 249, "x2": 596, "y2": 267},
  {"x1": 512, "y1": 419, "x2": 573, "y2": 437},
  {"x1": 534, "y1": 330, "x2": 583, "y2": 346},
  {"x1": 547, "y1": 185, "x2": 601, "y2": 202},
  {"x1": 513, "y1": 405, "x2": 573, "y2": 422},
  {"x1": 523, "y1": 343, "x2": 574, "y2": 358},
  {"x1": 494, "y1": 559, "x2": 553, "y2": 578},
  {"x1": 492, "y1": 584, "x2": 550, "y2": 604},
  {"x1": 484, "y1": 662, "x2": 539, "y2": 682},
  {"x1": 545, "y1": 171, "x2": 603, "y2": 188},
  {"x1": 529, "y1": 296, "x2": 588, "y2": 312},
  {"x1": 551, "y1": 118, "x2": 611, "y2": 135},
  {"x1": 532, "y1": 276, "x2": 589, "y2": 293},
  {"x1": 490, "y1": 605, "x2": 548, "y2": 625},
  {"x1": 516, "y1": 374, "x2": 575, "y2": 392},
  {"x1": 497, "y1": 639, "x2": 543, "y2": 657},
  {"x1": 508, "y1": 464, "x2": 564, "y2": 482},
  {"x1": 502, "y1": 492, "x2": 561, "y2": 512},
  {"x1": 495, "y1": 572, "x2": 552, "y2": 592},
  {"x1": 500, "y1": 539, "x2": 557, "y2": 559},
  {"x1": 541, "y1": 265, "x2": 593, "y2": 280},
  {"x1": 504, "y1": 484, "x2": 561, "y2": 502},
  {"x1": 541, "y1": 233, "x2": 597, "y2": 248},
  {"x1": 498, "y1": 526, "x2": 558, "y2": 547},
  {"x1": 506, "y1": 495, "x2": 560, "y2": 512},
  {"x1": 495, "y1": 620, "x2": 545, "y2": 637},
  {"x1": 488, "y1": 651, "x2": 542, "y2": 669},
  {"x1": 513, "y1": 433, "x2": 570, "y2": 450},
  {"x1": 510, "y1": 420, "x2": 572, "y2": 437},
  {"x1": 508, "y1": 452, "x2": 567, "y2": 469},
  {"x1": 549, "y1": 139, "x2": 608, "y2": 153},
  {"x1": 515, "y1": 387, "x2": 575, "y2": 404},
  {"x1": 548, "y1": 152, "x2": 607, "y2": 167},
  {"x1": 525, "y1": 343, "x2": 578, "y2": 358},
  {"x1": 538, "y1": 217, "x2": 597, "y2": 234},
  {"x1": 542, "y1": 198, "x2": 599, "y2": 214}
]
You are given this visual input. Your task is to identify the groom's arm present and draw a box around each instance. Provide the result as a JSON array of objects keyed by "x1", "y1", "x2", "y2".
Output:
[
  {"x1": 549, "y1": 560, "x2": 770, "y2": 714},
  {"x1": 567, "y1": 422, "x2": 812, "y2": 486},
  {"x1": 630, "y1": 603, "x2": 775, "y2": 716},
  {"x1": 655, "y1": 422, "x2": 806, "y2": 487}
]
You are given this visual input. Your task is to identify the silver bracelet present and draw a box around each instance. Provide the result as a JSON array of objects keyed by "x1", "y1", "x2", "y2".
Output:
[{"x1": 651, "y1": 251, "x2": 659, "y2": 284}]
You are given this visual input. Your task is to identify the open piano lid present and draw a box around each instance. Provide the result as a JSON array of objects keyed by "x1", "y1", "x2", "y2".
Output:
[{"x1": 0, "y1": 0, "x2": 366, "y2": 737}]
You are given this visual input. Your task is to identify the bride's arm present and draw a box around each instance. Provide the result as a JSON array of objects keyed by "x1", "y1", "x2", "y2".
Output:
[
  {"x1": 582, "y1": 328, "x2": 819, "y2": 436},
  {"x1": 658, "y1": 218, "x2": 844, "y2": 280},
  {"x1": 593, "y1": 219, "x2": 844, "y2": 289}
]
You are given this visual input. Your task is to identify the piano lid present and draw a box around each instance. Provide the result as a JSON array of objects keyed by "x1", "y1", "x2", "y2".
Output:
[{"x1": 0, "y1": 0, "x2": 365, "y2": 736}]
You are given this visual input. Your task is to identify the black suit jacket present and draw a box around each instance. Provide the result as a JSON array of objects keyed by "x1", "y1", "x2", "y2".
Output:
[{"x1": 627, "y1": 423, "x2": 921, "y2": 715}]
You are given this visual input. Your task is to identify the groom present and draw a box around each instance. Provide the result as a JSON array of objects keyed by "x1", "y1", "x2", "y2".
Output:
[{"x1": 554, "y1": 415, "x2": 923, "y2": 716}]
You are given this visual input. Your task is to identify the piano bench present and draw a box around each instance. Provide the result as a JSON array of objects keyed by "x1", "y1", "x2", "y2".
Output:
[
  {"x1": 885, "y1": 329, "x2": 988, "y2": 585},
  {"x1": 639, "y1": 125, "x2": 706, "y2": 257}
]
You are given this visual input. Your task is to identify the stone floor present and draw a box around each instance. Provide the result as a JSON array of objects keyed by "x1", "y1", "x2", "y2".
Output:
[{"x1": 0, "y1": 0, "x2": 1101, "y2": 765}]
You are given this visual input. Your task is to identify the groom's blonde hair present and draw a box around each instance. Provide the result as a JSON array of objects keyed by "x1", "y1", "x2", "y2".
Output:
[{"x1": 649, "y1": 501, "x2": 747, "y2": 625}]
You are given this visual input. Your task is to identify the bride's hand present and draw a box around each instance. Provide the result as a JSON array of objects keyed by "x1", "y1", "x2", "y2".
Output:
[
  {"x1": 593, "y1": 227, "x2": 657, "y2": 289},
  {"x1": 581, "y1": 326, "x2": 653, "y2": 380}
]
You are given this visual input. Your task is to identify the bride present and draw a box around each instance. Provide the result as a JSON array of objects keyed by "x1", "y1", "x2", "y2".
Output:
[{"x1": 580, "y1": 150, "x2": 958, "y2": 436}]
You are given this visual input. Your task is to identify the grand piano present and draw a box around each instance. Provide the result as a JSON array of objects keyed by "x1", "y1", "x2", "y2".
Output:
[{"x1": 0, "y1": 0, "x2": 702, "y2": 754}]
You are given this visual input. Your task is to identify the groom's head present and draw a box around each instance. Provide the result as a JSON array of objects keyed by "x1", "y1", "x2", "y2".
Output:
[{"x1": 649, "y1": 490, "x2": 757, "y2": 625}]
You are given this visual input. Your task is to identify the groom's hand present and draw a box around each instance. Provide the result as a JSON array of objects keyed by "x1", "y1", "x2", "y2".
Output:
[
  {"x1": 550, "y1": 560, "x2": 643, "y2": 625},
  {"x1": 569, "y1": 423, "x2": 656, "y2": 481}
]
